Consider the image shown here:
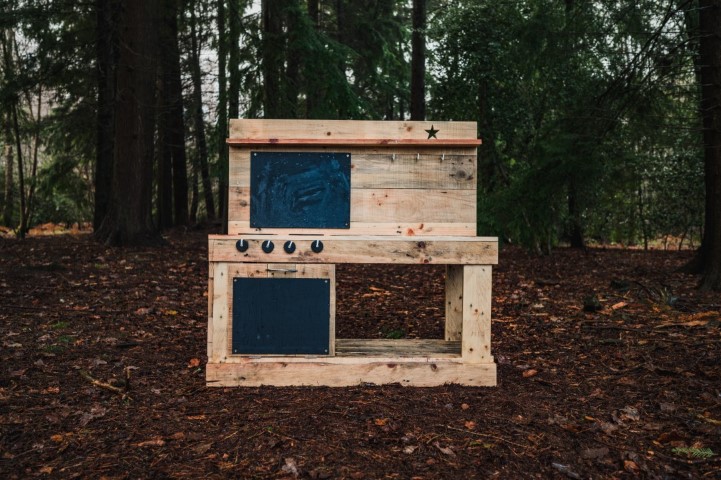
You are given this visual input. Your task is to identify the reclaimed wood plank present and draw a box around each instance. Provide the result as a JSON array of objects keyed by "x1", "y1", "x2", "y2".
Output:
[
  {"x1": 445, "y1": 265, "x2": 464, "y2": 341},
  {"x1": 206, "y1": 361, "x2": 496, "y2": 387},
  {"x1": 210, "y1": 263, "x2": 229, "y2": 363},
  {"x1": 335, "y1": 339, "x2": 460, "y2": 357},
  {"x1": 226, "y1": 221, "x2": 478, "y2": 237},
  {"x1": 229, "y1": 119, "x2": 478, "y2": 141},
  {"x1": 230, "y1": 152, "x2": 477, "y2": 190},
  {"x1": 209, "y1": 236, "x2": 498, "y2": 265},
  {"x1": 461, "y1": 265, "x2": 493, "y2": 364},
  {"x1": 228, "y1": 187, "x2": 476, "y2": 224}
]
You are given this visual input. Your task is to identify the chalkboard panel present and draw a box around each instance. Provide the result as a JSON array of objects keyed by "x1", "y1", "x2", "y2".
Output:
[
  {"x1": 250, "y1": 152, "x2": 351, "y2": 229},
  {"x1": 232, "y1": 278, "x2": 330, "y2": 355}
]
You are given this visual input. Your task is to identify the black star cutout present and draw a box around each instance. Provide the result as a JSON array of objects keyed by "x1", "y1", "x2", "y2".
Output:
[{"x1": 425, "y1": 125, "x2": 439, "y2": 139}]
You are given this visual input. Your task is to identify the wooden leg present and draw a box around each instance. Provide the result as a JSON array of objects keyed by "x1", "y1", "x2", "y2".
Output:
[
  {"x1": 445, "y1": 265, "x2": 464, "y2": 341},
  {"x1": 461, "y1": 265, "x2": 493, "y2": 363},
  {"x1": 209, "y1": 262, "x2": 229, "y2": 363}
]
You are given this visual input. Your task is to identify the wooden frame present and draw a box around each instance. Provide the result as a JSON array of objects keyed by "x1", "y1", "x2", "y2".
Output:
[{"x1": 208, "y1": 120, "x2": 498, "y2": 387}]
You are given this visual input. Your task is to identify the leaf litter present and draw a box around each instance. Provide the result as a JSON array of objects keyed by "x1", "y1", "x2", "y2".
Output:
[{"x1": 0, "y1": 231, "x2": 719, "y2": 478}]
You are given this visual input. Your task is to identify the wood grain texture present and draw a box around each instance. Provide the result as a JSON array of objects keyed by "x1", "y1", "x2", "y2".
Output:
[
  {"x1": 336, "y1": 339, "x2": 460, "y2": 357},
  {"x1": 461, "y1": 265, "x2": 493, "y2": 363},
  {"x1": 231, "y1": 152, "x2": 477, "y2": 190},
  {"x1": 227, "y1": 221, "x2": 478, "y2": 237},
  {"x1": 445, "y1": 265, "x2": 464, "y2": 341},
  {"x1": 209, "y1": 263, "x2": 229, "y2": 363},
  {"x1": 209, "y1": 236, "x2": 498, "y2": 265},
  {"x1": 229, "y1": 187, "x2": 476, "y2": 224},
  {"x1": 229, "y1": 119, "x2": 478, "y2": 141},
  {"x1": 206, "y1": 360, "x2": 496, "y2": 387}
]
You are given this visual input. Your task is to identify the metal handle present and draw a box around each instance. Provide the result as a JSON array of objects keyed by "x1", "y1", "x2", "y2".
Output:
[{"x1": 266, "y1": 267, "x2": 298, "y2": 273}]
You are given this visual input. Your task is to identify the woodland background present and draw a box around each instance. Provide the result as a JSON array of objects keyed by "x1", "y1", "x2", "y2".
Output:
[{"x1": 1, "y1": 0, "x2": 721, "y2": 288}]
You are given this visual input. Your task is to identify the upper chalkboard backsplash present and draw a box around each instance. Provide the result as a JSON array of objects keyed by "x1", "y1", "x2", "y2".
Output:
[{"x1": 250, "y1": 152, "x2": 351, "y2": 229}]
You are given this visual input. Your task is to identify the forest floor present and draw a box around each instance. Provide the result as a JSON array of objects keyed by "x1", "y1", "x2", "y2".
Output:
[{"x1": 1, "y1": 229, "x2": 720, "y2": 479}]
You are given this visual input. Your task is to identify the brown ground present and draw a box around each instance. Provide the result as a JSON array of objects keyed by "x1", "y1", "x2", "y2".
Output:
[{"x1": 1, "y1": 230, "x2": 720, "y2": 479}]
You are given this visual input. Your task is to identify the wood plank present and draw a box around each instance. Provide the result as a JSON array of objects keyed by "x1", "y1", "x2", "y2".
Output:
[
  {"x1": 445, "y1": 265, "x2": 464, "y2": 341},
  {"x1": 461, "y1": 265, "x2": 493, "y2": 364},
  {"x1": 230, "y1": 152, "x2": 477, "y2": 190},
  {"x1": 336, "y1": 339, "x2": 460, "y2": 357},
  {"x1": 228, "y1": 187, "x2": 476, "y2": 224},
  {"x1": 209, "y1": 236, "x2": 499, "y2": 265},
  {"x1": 229, "y1": 119, "x2": 478, "y2": 141},
  {"x1": 210, "y1": 263, "x2": 229, "y2": 363},
  {"x1": 350, "y1": 154, "x2": 476, "y2": 189},
  {"x1": 351, "y1": 189, "x2": 475, "y2": 223},
  {"x1": 227, "y1": 138, "x2": 481, "y2": 147},
  {"x1": 227, "y1": 221, "x2": 478, "y2": 237},
  {"x1": 206, "y1": 361, "x2": 496, "y2": 387},
  {"x1": 207, "y1": 262, "x2": 215, "y2": 360}
]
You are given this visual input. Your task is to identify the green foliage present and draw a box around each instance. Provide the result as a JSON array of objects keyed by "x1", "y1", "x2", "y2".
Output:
[
  {"x1": 671, "y1": 447, "x2": 715, "y2": 459},
  {"x1": 429, "y1": 0, "x2": 704, "y2": 250}
]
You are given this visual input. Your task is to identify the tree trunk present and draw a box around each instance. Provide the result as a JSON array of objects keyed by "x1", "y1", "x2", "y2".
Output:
[
  {"x1": 410, "y1": 0, "x2": 426, "y2": 121},
  {"x1": 228, "y1": 0, "x2": 241, "y2": 120},
  {"x1": 94, "y1": 0, "x2": 118, "y2": 231},
  {"x1": 3, "y1": 109, "x2": 13, "y2": 227},
  {"x1": 11, "y1": 103, "x2": 26, "y2": 238},
  {"x1": 305, "y1": 0, "x2": 320, "y2": 118},
  {"x1": 189, "y1": 0, "x2": 215, "y2": 219},
  {"x1": 567, "y1": 178, "x2": 585, "y2": 249},
  {"x1": 23, "y1": 86, "x2": 41, "y2": 227},
  {"x1": 156, "y1": 76, "x2": 173, "y2": 229},
  {"x1": 217, "y1": 0, "x2": 229, "y2": 232},
  {"x1": 164, "y1": 0, "x2": 188, "y2": 226},
  {"x1": 695, "y1": 0, "x2": 721, "y2": 290},
  {"x1": 95, "y1": 0, "x2": 162, "y2": 246},
  {"x1": 262, "y1": 0, "x2": 283, "y2": 118}
]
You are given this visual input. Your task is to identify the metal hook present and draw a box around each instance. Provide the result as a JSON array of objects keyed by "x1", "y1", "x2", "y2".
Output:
[
  {"x1": 416, "y1": 153, "x2": 420, "y2": 161},
  {"x1": 441, "y1": 153, "x2": 445, "y2": 161},
  {"x1": 392, "y1": 153, "x2": 396, "y2": 161}
]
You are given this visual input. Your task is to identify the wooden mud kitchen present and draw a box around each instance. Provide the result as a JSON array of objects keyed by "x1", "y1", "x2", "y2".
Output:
[{"x1": 207, "y1": 120, "x2": 498, "y2": 386}]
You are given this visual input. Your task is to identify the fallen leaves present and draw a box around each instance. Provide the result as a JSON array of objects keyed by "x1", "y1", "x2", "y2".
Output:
[{"x1": 134, "y1": 438, "x2": 166, "y2": 448}]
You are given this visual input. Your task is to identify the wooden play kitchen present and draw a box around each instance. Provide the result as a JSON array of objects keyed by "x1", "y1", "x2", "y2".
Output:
[{"x1": 207, "y1": 119, "x2": 498, "y2": 386}]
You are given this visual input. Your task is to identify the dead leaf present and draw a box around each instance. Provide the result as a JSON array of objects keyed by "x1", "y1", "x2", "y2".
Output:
[
  {"x1": 522, "y1": 369, "x2": 538, "y2": 378},
  {"x1": 193, "y1": 442, "x2": 213, "y2": 455},
  {"x1": 42, "y1": 386, "x2": 60, "y2": 394},
  {"x1": 39, "y1": 466, "x2": 53, "y2": 474},
  {"x1": 374, "y1": 418, "x2": 389, "y2": 426},
  {"x1": 134, "y1": 438, "x2": 166, "y2": 447},
  {"x1": 623, "y1": 460, "x2": 639, "y2": 473},
  {"x1": 697, "y1": 414, "x2": 721, "y2": 426},
  {"x1": 134, "y1": 307, "x2": 153, "y2": 315},
  {"x1": 403, "y1": 445, "x2": 418, "y2": 454},
  {"x1": 281, "y1": 457, "x2": 299, "y2": 478},
  {"x1": 611, "y1": 301, "x2": 627, "y2": 310},
  {"x1": 187, "y1": 415, "x2": 206, "y2": 420},
  {"x1": 10, "y1": 369, "x2": 27, "y2": 377},
  {"x1": 187, "y1": 358, "x2": 201, "y2": 368},
  {"x1": 433, "y1": 442, "x2": 456, "y2": 457},
  {"x1": 620, "y1": 406, "x2": 640, "y2": 422},
  {"x1": 461, "y1": 403, "x2": 470, "y2": 410},
  {"x1": 581, "y1": 447, "x2": 609, "y2": 460},
  {"x1": 464, "y1": 421, "x2": 476, "y2": 430}
]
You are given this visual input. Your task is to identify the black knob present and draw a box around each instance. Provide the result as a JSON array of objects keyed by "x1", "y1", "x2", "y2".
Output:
[
  {"x1": 261, "y1": 240, "x2": 274, "y2": 253},
  {"x1": 235, "y1": 239, "x2": 249, "y2": 252},
  {"x1": 283, "y1": 240, "x2": 296, "y2": 254},
  {"x1": 311, "y1": 240, "x2": 324, "y2": 253}
]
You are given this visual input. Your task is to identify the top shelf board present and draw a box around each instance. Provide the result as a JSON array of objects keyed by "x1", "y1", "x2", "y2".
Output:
[
  {"x1": 228, "y1": 119, "x2": 482, "y2": 147},
  {"x1": 227, "y1": 138, "x2": 482, "y2": 148}
]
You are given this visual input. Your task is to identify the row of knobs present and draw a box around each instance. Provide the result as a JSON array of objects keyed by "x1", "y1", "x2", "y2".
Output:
[{"x1": 236, "y1": 239, "x2": 324, "y2": 254}]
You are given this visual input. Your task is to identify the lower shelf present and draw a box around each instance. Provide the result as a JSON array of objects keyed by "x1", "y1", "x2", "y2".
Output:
[{"x1": 206, "y1": 339, "x2": 496, "y2": 387}]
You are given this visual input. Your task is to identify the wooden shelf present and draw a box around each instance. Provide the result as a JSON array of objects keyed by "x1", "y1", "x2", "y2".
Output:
[{"x1": 227, "y1": 138, "x2": 482, "y2": 147}]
